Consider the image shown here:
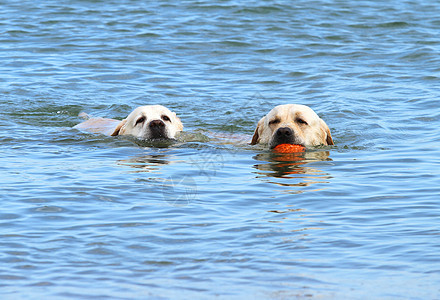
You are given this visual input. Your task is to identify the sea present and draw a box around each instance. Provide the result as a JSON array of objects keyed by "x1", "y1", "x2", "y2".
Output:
[{"x1": 1, "y1": 0, "x2": 440, "y2": 299}]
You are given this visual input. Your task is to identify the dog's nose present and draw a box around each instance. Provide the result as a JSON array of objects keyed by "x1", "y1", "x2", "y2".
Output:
[
  {"x1": 276, "y1": 127, "x2": 293, "y2": 137},
  {"x1": 149, "y1": 120, "x2": 165, "y2": 128}
]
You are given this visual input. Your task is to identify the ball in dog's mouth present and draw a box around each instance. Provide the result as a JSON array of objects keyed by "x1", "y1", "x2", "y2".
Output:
[{"x1": 272, "y1": 143, "x2": 305, "y2": 153}]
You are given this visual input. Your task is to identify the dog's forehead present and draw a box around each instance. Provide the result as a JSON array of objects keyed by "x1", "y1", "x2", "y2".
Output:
[
  {"x1": 288, "y1": 104, "x2": 318, "y2": 119},
  {"x1": 129, "y1": 105, "x2": 171, "y2": 119},
  {"x1": 269, "y1": 104, "x2": 318, "y2": 120}
]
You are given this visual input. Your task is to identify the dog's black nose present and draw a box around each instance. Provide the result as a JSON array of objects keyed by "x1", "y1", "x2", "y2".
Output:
[
  {"x1": 149, "y1": 120, "x2": 165, "y2": 128},
  {"x1": 276, "y1": 127, "x2": 293, "y2": 137}
]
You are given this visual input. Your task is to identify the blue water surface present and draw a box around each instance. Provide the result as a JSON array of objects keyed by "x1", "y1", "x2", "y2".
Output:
[{"x1": 1, "y1": 0, "x2": 440, "y2": 299}]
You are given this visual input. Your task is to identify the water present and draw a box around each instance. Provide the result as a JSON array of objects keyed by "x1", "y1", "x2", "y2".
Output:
[{"x1": 1, "y1": 0, "x2": 440, "y2": 299}]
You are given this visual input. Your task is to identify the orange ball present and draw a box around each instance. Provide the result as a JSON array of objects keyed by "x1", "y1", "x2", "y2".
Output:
[{"x1": 272, "y1": 143, "x2": 305, "y2": 153}]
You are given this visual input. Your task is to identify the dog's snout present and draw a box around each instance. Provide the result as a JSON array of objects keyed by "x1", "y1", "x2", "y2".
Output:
[
  {"x1": 149, "y1": 120, "x2": 165, "y2": 128},
  {"x1": 276, "y1": 127, "x2": 293, "y2": 137},
  {"x1": 270, "y1": 126, "x2": 296, "y2": 148}
]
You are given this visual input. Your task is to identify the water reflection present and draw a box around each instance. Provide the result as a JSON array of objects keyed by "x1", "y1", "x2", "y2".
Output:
[
  {"x1": 253, "y1": 150, "x2": 333, "y2": 190},
  {"x1": 117, "y1": 152, "x2": 196, "y2": 207},
  {"x1": 117, "y1": 153, "x2": 172, "y2": 173}
]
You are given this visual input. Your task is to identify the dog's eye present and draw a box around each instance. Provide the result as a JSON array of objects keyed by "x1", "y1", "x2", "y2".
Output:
[
  {"x1": 269, "y1": 118, "x2": 280, "y2": 125},
  {"x1": 296, "y1": 118, "x2": 308, "y2": 125},
  {"x1": 161, "y1": 115, "x2": 171, "y2": 122},
  {"x1": 135, "y1": 116, "x2": 146, "y2": 125}
]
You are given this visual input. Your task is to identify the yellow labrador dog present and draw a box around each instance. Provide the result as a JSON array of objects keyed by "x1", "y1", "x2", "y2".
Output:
[
  {"x1": 74, "y1": 105, "x2": 183, "y2": 140},
  {"x1": 251, "y1": 104, "x2": 334, "y2": 148}
]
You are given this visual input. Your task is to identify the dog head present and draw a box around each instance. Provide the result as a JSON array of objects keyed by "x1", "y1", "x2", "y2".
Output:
[
  {"x1": 111, "y1": 105, "x2": 183, "y2": 140},
  {"x1": 251, "y1": 104, "x2": 333, "y2": 148}
]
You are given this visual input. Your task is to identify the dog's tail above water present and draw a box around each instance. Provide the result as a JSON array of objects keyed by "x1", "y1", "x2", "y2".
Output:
[{"x1": 78, "y1": 112, "x2": 91, "y2": 120}]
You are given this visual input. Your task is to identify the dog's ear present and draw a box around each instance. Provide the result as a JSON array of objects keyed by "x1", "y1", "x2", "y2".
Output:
[
  {"x1": 250, "y1": 128, "x2": 259, "y2": 145},
  {"x1": 250, "y1": 117, "x2": 264, "y2": 145},
  {"x1": 326, "y1": 127, "x2": 334, "y2": 145},
  {"x1": 111, "y1": 119, "x2": 127, "y2": 136},
  {"x1": 173, "y1": 113, "x2": 184, "y2": 131},
  {"x1": 320, "y1": 119, "x2": 334, "y2": 145}
]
